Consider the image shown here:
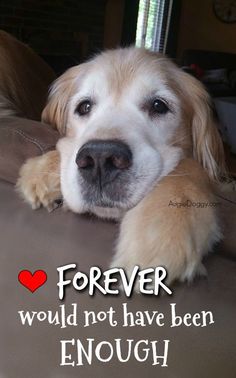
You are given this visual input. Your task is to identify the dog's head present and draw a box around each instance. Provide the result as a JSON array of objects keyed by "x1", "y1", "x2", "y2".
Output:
[{"x1": 42, "y1": 47, "x2": 225, "y2": 217}]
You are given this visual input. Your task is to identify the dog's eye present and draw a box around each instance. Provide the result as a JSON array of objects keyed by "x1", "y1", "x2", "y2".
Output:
[
  {"x1": 151, "y1": 99, "x2": 169, "y2": 115},
  {"x1": 76, "y1": 100, "x2": 92, "y2": 116}
]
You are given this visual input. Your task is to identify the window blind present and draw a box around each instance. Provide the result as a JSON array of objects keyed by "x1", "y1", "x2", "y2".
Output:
[{"x1": 136, "y1": 0, "x2": 173, "y2": 53}]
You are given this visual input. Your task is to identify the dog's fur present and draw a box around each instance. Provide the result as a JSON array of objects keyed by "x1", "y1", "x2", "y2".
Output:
[{"x1": 15, "y1": 47, "x2": 227, "y2": 286}]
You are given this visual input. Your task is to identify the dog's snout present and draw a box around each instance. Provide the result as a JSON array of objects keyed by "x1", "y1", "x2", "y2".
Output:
[{"x1": 76, "y1": 140, "x2": 132, "y2": 184}]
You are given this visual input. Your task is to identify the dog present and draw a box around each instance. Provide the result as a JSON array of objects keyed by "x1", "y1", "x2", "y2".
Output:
[{"x1": 17, "y1": 47, "x2": 227, "y2": 286}]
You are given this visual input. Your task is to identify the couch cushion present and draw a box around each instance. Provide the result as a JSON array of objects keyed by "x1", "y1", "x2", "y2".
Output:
[
  {"x1": 0, "y1": 116, "x2": 59, "y2": 184},
  {"x1": 0, "y1": 30, "x2": 55, "y2": 120},
  {"x1": 0, "y1": 179, "x2": 235, "y2": 378},
  {"x1": 217, "y1": 186, "x2": 236, "y2": 259}
]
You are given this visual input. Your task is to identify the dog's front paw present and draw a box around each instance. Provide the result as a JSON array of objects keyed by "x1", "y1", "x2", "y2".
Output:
[{"x1": 16, "y1": 150, "x2": 61, "y2": 212}]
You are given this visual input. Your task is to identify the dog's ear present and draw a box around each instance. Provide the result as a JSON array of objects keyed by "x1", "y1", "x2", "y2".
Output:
[
  {"x1": 42, "y1": 66, "x2": 80, "y2": 135},
  {"x1": 179, "y1": 71, "x2": 226, "y2": 181}
]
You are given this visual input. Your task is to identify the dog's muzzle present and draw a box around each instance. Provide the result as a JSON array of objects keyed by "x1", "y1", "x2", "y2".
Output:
[{"x1": 75, "y1": 139, "x2": 133, "y2": 207}]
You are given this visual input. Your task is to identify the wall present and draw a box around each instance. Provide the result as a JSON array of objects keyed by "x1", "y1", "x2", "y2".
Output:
[
  {"x1": 177, "y1": 0, "x2": 236, "y2": 58},
  {"x1": 103, "y1": 0, "x2": 125, "y2": 49},
  {"x1": 0, "y1": 0, "x2": 107, "y2": 60}
]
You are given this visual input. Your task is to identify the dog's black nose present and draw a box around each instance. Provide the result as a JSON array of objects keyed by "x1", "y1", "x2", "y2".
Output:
[{"x1": 76, "y1": 140, "x2": 132, "y2": 184}]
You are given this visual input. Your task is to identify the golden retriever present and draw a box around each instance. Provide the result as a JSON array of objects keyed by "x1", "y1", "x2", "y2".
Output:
[{"x1": 17, "y1": 47, "x2": 227, "y2": 286}]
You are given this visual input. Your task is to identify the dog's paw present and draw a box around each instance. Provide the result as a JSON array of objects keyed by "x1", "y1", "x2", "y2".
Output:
[{"x1": 16, "y1": 151, "x2": 62, "y2": 212}]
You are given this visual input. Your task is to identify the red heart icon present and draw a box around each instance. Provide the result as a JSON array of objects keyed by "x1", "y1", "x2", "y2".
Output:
[{"x1": 18, "y1": 270, "x2": 47, "y2": 293}]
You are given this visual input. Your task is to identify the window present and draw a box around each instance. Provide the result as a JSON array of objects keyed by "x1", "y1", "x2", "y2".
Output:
[{"x1": 136, "y1": 0, "x2": 173, "y2": 53}]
